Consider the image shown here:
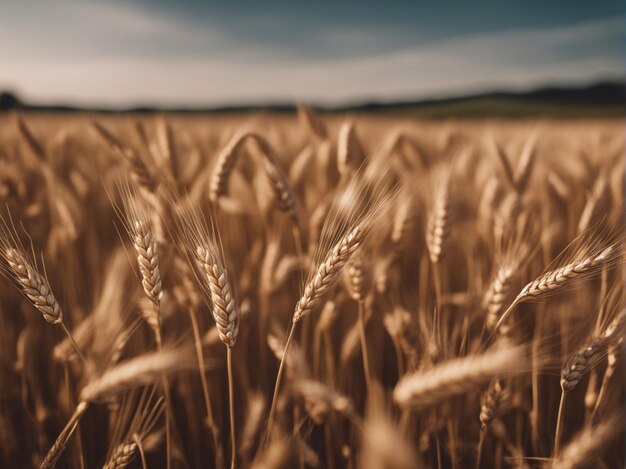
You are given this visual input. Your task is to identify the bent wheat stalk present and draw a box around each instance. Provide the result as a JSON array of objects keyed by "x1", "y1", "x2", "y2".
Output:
[
  {"x1": 209, "y1": 130, "x2": 304, "y2": 269},
  {"x1": 209, "y1": 131, "x2": 298, "y2": 225}
]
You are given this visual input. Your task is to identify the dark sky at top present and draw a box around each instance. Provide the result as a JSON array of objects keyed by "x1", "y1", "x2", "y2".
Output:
[{"x1": 2, "y1": 0, "x2": 623, "y2": 106}]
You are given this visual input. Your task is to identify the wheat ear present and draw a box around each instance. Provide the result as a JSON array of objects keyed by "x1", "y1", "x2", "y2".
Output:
[
  {"x1": 2, "y1": 246, "x2": 86, "y2": 363},
  {"x1": 494, "y1": 243, "x2": 618, "y2": 332},
  {"x1": 393, "y1": 346, "x2": 526, "y2": 409},
  {"x1": 513, "y1": 134, "x2": 537, "y2": 193},
  {"x1": 195, "y1": 246, "x2": 239, "y2": 348},
  {"x1": 17, "y1": 116, "x2": 47, "y2": 161},
  {"x1": 92, "y1": 122, "x2": 156, "y2": 193},
  {"x1": 132, "y1": 220, "x2": 163, "y2": 310},
  {"x1": 343, "y1": 254, "x2": 372, "y2": 389},
  {"x1": 5, "y1": 247, "x2": 62, "y2": 323},
  {"x1": 337, "y1": 122, "x2": 366, "y2": 178},
  {"x1": 555, "y1": 311, "x2": 624, "y2": 453},
  {"x1": 390, "y1": 196, "x2": 413, "y2": 249},
  {"x1": 476, "y1": 380, "x2": 507, "y2": 469},
  {"x1": 484, "y1": 264, "x2": 518, "y2": 332},
  {"x1": 103, "y1": 442, "x2": 139, "y2": 469},
  {"x1": 518, "y1": 245, "x2": 614, "y2": 302},
  {"x1": 291, "y1": 380, "x2": 358, "y2": 425},
  {"x1": 40, "y1": 402, "x2": 89, "y2": 469},
  {"x1": 577, "y1": 175, "x2": 610, "y2": 234},
  {"x1": 426, "y1": 177, "x2": 450, "y2": 264},
  {"x1": 561, "y1": 336, "x2": 610, "y2": 392},
  {"x1": 297, "y1": 104, "x2": 328, "y2": 141},
  {"x1": 79, "y1": 347, "x2": 196, "y2": 402},
  {"x1": 293, "y1": 224, "x2": 364, "y2": 322}
]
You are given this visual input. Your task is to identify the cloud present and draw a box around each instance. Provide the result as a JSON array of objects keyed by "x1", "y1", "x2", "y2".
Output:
[{"x1": 0, "y1": 10, "x2": 623, "y2": 106}]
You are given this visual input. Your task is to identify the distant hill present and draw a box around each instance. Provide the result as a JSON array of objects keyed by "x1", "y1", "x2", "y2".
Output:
[
  {"x1": 347, "y1": 81, "x2": 625, "y2": 118},
  {"x1": 1, "y1": 81, "x2": 624, "y2": 117}
]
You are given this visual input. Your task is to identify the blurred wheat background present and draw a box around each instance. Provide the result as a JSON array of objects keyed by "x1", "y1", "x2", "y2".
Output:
[{"x1": 0, "y1": 110, "x2": 623, "y2": 468}]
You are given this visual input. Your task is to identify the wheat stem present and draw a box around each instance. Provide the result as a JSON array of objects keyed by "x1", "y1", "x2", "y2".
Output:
[
  {"x1": 154, "y1": 328, "x2": 172, "y2": 469},
  {"x1": 133, "y1": 434, "x2": 147, "y2": 469},
  {"x1": 357, "y1": 301, "x2": 372, "y2": 391},
  {"x1": 227, "y1": 347, "x2": 237, "y2": 469},
  {"x1": 554, "y1": 390, "x2": 567, "y2": 456},
  {"x1": 186, "y1": 306, "x2": 223, "y2": 466},
  {"x1": 60, "y1": 322, "x2": 87, "y2": 367},
  {"x1": 476, "y1": 428, "x2": 486, "y2": 469},
  {"x1": 266, "y1": 322, "x2": 296, "y2": 442}
]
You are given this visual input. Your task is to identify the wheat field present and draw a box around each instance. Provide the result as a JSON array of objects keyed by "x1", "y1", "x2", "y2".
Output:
[{"x1": 0, "y1": 110, "x2": 623, "y2": 468}]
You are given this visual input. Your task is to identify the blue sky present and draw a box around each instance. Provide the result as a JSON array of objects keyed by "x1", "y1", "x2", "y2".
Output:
[{"x1": 1, "y1": 1, "x2": 624, "y2": 107}]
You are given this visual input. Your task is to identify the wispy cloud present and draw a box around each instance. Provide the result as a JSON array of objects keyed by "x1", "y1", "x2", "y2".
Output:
[{"x1": 0, "y1": 4, "x2": 622, "y2": 107}]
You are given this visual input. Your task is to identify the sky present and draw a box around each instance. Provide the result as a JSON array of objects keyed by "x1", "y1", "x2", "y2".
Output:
[{"x1": 1, "y1": 1, "x2": 624, "y2": 108}]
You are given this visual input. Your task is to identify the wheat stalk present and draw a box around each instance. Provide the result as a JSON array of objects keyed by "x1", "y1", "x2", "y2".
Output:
[
  {"x1": 343, "y1": 252, "x2": 369, "y2": 303},
  {"x1": 266, "y1": 223, "x2": 365, "y2": 442},
  {"x1": 178, "y1": 200, "x2": 239, "y2": 468}
]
